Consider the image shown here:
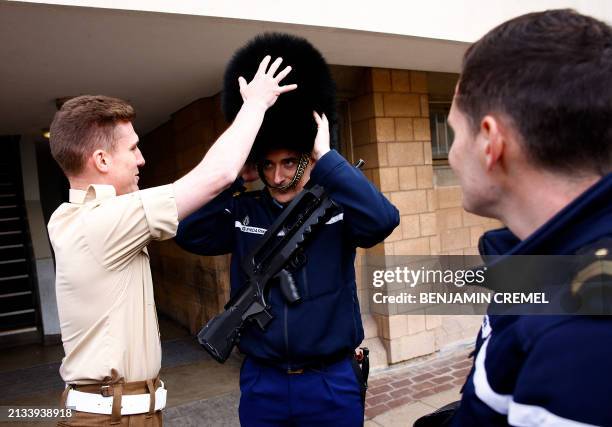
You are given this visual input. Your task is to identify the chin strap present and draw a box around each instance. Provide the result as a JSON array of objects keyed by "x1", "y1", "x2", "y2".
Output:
[{"x1": 258, "y1": 153, "x2": 310, "y2": 193}]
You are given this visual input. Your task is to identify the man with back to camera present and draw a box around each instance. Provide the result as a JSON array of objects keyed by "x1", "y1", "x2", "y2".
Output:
[
  {"x1": 47, "y1": 55, "x2": 296, "y2": 426},
  {"x1": 415, "y1": 8, "x2": 612, "y2": 427},
  {"x1": 174, "y1": 33, "x2": 400, "y2": 426}
]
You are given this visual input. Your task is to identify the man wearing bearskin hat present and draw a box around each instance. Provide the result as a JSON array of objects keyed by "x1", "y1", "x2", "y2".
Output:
[{"x1": 176, "y1": 33, "x2": 399, "y2": 426}]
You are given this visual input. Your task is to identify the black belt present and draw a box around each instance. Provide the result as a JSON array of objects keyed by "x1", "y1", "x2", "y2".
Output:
[{"x1": 249, "y1": 350, "x2": 352, "y2": 374}]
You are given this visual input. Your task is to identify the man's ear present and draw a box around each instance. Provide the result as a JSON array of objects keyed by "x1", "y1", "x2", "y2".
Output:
[
  {"x1": 480, "y1": 115, "x2": 505, "y2": 171},
  {"x1": 92, "y1": 149, "x2": 111, "y2": 173}
]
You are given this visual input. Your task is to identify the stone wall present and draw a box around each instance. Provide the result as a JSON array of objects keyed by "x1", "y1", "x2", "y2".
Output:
[
  {"x1": 140, "y1": 95, "x2": 231, "y2": 335},
  {"x1": 344, "y1": 68, "x2": 500, "y2": 365}
]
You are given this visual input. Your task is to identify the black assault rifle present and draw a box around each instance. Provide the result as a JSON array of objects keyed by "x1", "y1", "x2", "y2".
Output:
[{"x1": 198, "y1": 160, "x2": 365, "y2": 363}]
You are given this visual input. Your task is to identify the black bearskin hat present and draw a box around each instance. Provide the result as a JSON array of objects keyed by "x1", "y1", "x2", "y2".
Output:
[{"x1": 222, "y1": 33, "x2": 337, "y2": 160}]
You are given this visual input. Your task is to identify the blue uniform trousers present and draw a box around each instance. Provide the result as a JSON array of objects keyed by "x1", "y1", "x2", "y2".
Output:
[{"x1": 238, "y1": 357, "x2": 364, "y2": 427}]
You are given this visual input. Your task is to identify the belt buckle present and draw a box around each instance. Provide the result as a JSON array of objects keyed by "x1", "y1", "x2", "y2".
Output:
[
  {"x1": 286, "y1": 368, "x2": 304, "y2": 375},
  {"x1": 100, "y1": 385, "x2": 112, "y2": 397}
]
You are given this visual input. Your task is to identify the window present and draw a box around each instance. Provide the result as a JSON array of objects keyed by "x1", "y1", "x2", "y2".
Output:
[
  {"x1": 336, "y1": 99, "x2": 353, "y2": 163},
  {"x1": 426, "y1": 72, "x2": 459, "y2": 161},
  {"x1": 429, "y1": 102, "x2": 454, "y2": 160}
]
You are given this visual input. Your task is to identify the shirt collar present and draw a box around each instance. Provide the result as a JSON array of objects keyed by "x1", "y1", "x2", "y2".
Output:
[
  {"x1": 481, "y1": 172, "x2": 612, "y2": 257},
  {"x1": 69, "y1": 184, "x2": 117, "y2": 204}
]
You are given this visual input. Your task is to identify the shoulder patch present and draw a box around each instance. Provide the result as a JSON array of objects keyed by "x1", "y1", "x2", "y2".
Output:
[
  {"x1": 565, "y1": 245, "x2": 612, "y2": 315},
  {"x1": 570, "y1": 251, "x2": 612, "y2": 295},
  {"x1": 234, "y1": 220, "x2": 266, "y2": 235}
]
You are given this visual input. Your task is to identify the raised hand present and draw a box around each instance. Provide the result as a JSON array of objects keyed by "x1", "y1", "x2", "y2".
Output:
[
  {"x1": 238, "y1": 56, "x2": 297, "y2": 110},
  {"x1": 312, "y1": 111, "x2": 330, "y2": 160}
]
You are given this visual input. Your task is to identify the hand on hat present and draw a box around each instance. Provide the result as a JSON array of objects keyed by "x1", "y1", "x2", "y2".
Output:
[
  {"x1": 238, "y1": 56, "x2": 297, "y2": 110},
  {"x1": 312, "y1": 111, "x2": 330, "y2": 161}
]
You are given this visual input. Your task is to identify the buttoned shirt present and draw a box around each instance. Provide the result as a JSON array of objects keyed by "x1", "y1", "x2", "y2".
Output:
[{"x1": 48, "y1": 184, "x2": 178, "y2": 384}]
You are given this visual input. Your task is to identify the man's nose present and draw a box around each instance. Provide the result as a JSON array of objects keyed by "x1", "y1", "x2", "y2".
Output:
[
  {"x1": 137, "y1": 149, "x2": 145, "y2": 167},
  {"x1": 273, "y1": 167, "x2": 285, "y2": 185}
]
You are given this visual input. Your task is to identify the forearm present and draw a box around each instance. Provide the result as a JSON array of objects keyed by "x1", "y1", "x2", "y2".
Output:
[{"x1": 173, "y1": 100, "x2": 266, "y2": 220}]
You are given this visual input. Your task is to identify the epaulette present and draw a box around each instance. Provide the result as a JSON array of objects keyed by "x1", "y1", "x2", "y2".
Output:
[
  {"x1": 234, "y1": 189, "x2": 265, "y2": 201},
  {"x1": 568, "y1": 238, "x2": 612, "y2": 314}
]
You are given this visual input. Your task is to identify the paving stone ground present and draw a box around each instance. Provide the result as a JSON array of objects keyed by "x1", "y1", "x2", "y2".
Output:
[
  {"x1": 0, "y1": 315, "x2": 475, "y2": 426},
  {"x1": 364, "y1": 344, "x2": 474, "y2": 421},
  {"x1": 0, "y1": 336, "x2": 214, "y2": 401},
  {"x1": 164, "y1": 391, "x2": 241, "y2": 427}
]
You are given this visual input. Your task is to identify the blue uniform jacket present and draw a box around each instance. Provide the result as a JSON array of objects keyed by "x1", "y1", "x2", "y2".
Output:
[
  {"x1": 453, "y1": 173, "x2": 612, "y2": 427},
  {"x1": 175, "y1": 150, "x2": 400, "y2": 369}
]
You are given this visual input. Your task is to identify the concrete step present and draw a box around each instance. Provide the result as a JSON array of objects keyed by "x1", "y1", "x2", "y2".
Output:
[
  {"x1": 0, "y1": 244, "x2": 26, "y2": 260},
  {"x1": 0, "y1": 274, "x2": 31, "y2": 294},
  {"x1": 0, "y1": 258, "x2": 28, "y2": 277},
  {"x1": 0, "y1": 326, "x2": 40, "y2": 348},
  {"x1": 0, "y1": 308, "x2": 35, "y2": 317},
  {"x1": 0, "y1": 308, "x2": 36, "y2": 333},
  {"x1": 0, "y1": 194, "x2": 17, "y2": 205},
  {"x1": 0, "y1": 217, "x2": 21, "y2": 233},
  {"x1": 0, "y1": 231, "x2": 24, "y2": 246},
  {"x1": 0, "y1": 205, "x2": 19, "y2": 219},
  {"x1": 0, "y1": 290, "x2": 32, "y2": 298},
  {"x1": 0, "y1": 325, "x2": 37, "y2": 337},
  {"x1": 0, "y1": 291, "x2": 35, "y2": 313},
  {"x1": 0, "y1": 185, "x2": 17, "y2": 196}
]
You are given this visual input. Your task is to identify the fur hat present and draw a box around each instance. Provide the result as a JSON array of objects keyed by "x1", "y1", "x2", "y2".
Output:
[{"x1": 222, "y1": 32, "x2": 337, "y2": 160}]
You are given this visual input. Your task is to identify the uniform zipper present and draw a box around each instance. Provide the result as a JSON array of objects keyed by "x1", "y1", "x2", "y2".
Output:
[
  {"x1": 284, "y1": 302, "x2": 291, "y2": 370},
  {"x1": 301, "y1": 268, "x2": 309, "y2": 299}
]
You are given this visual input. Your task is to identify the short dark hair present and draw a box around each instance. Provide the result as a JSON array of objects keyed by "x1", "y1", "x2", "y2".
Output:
[
  {"x1": 456, "y1": 9, "x2": 612, "y2": 175},
  {"x1": 49, "y1": 95, "x2": 135, "y2": 175}
]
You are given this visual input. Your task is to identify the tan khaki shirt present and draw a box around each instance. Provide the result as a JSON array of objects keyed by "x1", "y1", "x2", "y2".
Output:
[{"x1": 48, "y1": 184, "x2": 178, "y2": 384}]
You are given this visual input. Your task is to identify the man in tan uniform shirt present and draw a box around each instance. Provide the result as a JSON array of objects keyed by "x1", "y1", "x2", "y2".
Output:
[{"x1": 47, "y1": 56, "x2": 296, "y2": 426}]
